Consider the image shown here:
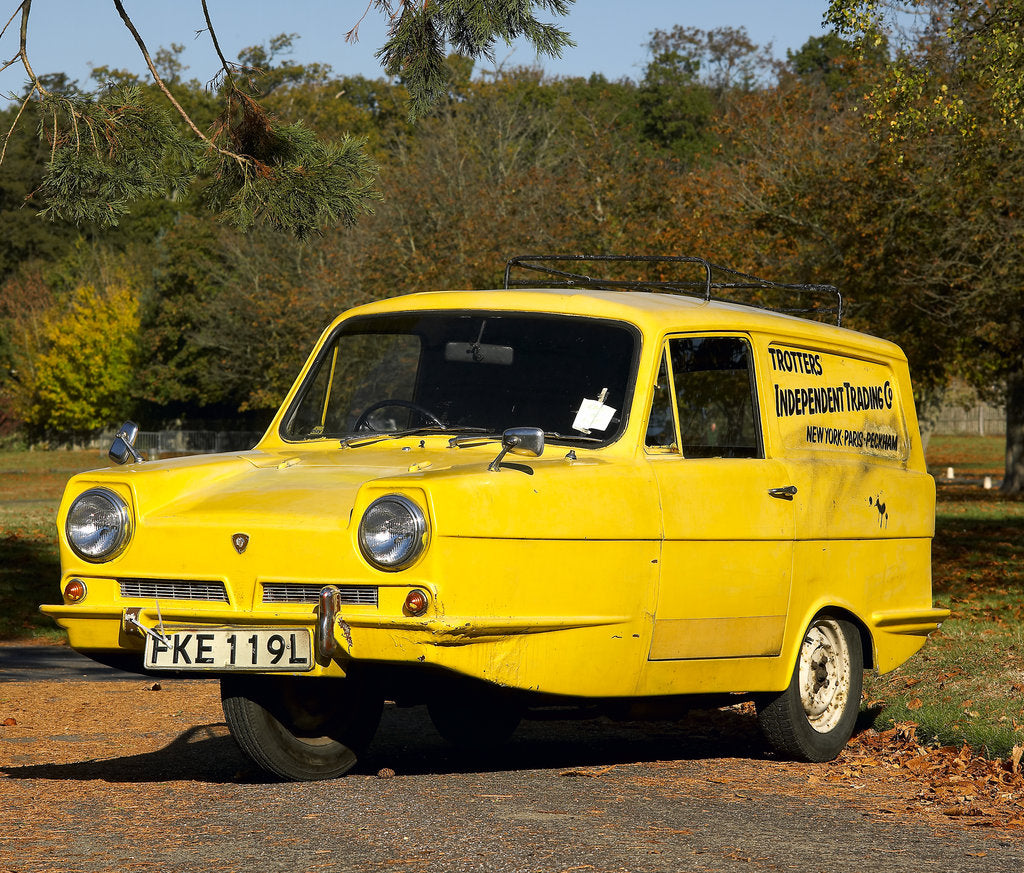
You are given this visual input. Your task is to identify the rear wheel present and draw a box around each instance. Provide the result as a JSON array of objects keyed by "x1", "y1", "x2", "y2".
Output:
[
  {"x1": 756, "y1": 616, "x2": 863, "y2": 762},
  {"x1": 221, "y1": 675, "x2": 383, "y2": 781}
]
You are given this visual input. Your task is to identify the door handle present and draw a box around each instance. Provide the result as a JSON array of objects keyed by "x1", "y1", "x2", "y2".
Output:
[{"x1": 768, "y1": 485, "x2": 798, "y2": 500}]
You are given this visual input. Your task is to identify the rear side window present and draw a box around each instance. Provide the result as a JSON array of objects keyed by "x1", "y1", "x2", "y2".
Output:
[{"x1": 646, "y1": 336, "x2": 762, "y2": 459}]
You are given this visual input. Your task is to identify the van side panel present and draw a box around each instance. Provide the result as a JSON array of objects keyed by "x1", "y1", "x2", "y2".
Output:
[{"x1": 756, "y1": 336, "x2": 939, "y2": 679}]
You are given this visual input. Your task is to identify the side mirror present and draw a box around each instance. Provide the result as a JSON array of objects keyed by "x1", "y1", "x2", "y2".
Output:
[
  {"x1": 488, "y1": 427, "x2": 544, "y2": 472},
  {"x1": 108, "y1": 421, "x2": 144, "y2": 465}
]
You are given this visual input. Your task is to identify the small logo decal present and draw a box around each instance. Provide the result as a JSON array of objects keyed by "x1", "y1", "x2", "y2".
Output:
[{"x1": 232, "y1": 533, "x2": 250, "y2": 554}]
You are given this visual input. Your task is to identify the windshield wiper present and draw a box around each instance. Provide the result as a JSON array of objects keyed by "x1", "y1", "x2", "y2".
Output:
[
  {"x1": 447, "y1": 429, "x2": 501, "y2": 448},
  {"x1": 543, "y1": 432, "x2": 605, "y2": 444},
  {"x1": 338, "y1": 426, "x2": 451, "y2": 449},
  {"x1": 447, "y1": 430, "x2": 606, "y2": 450},
  {"x1": 338, "y1": 425, "x2": 505, "y2": 449}
]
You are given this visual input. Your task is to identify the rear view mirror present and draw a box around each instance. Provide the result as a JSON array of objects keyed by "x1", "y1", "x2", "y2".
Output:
[
  {"x1": 109, "y1": 421, "x2": 144, "y2": 465},
  {"x1": 488, "y1": 427, "x2": 545, "y2": 472},
  {"x1": 445, "y1": 342, "x2": 513, "y2": 365}
]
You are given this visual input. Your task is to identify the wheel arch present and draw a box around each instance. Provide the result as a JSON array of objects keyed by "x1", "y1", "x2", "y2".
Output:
[{"x1": 807, "y1": 605, "x2": 874, "y2": 671}]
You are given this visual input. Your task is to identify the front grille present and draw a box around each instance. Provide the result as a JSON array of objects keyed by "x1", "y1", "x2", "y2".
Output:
[
  {"x1": 119, "y1": 578, "x2": 229, "y2": 602},
  {"x1": 262, "y1": 584, "x2": 378, "y2": 606}
]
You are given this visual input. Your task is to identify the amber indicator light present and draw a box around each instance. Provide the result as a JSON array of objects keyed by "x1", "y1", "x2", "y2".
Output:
[
  {"x1": 403, "y1": 589, "x2": 429, "y2": 616},
  {"x1": 64, "y1": 579, "x2": 88, "y2": 603}
]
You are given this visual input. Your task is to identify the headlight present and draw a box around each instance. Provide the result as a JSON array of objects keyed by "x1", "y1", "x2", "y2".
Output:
[
  {"x1": 65, "y1": 488, "x2": 132, "y2": 562},
  {"x1": 358, "y1": 494, "x2": 427, "y2": 570}
]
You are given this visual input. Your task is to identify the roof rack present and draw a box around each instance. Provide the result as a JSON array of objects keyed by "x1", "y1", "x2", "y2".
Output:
[{"x1": 503, "y1": 254, "x2": 843, "y2": 326}]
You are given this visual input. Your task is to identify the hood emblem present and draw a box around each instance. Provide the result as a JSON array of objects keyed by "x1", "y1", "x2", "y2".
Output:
[{"x1": 232, "y1": 533, "x2": 250, "y2": 554}]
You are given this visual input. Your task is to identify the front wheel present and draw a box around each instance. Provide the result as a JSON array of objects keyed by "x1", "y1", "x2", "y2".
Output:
[
  {"x1": 756, "y1": 616, "x2": 863, "y2": 762},
  {"x1": 221, "y1": 675, "x2": 383, "y2": 781}
]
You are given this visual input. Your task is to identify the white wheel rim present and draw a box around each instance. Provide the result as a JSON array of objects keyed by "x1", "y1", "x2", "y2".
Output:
[{"x1": 798, "y1": 620, "x2": 851, "y2": 734}]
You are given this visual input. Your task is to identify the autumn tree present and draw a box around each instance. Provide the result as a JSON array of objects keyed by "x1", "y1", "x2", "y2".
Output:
[
  {"x1": 707, "y1": 50, "x2": 957, "y2": 388},
  {"x1": 638, "y1": 26, "x2": 777, "y2": 162},
  {"x1": 365, "y1": 65, "x2": 683, "y2": 291},
  {"x1": 135, "y1": 216, "x2": 369, "y2": 423},
  {"x1": 826, "y1": 0, "x2": 1024, "y2": 493},
  {"x1": 0, "y1": 265, "x2": 53, "y2": 434},
  {"x1": 13, "y1": 278, "x2": 140, "y2": 435}
]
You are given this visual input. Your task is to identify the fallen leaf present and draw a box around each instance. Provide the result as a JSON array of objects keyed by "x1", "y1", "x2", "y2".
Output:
[
  {"x1": 906, "y1": 698, "x2": 923, "y2": 711},
  {"x1": 2, "y1": 717, "x2": 16, "y2": 726}
]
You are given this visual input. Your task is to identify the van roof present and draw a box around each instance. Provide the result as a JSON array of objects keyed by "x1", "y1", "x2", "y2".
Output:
[{"x1": 344, "y1": 288, "x2": 907, "y2": 362}]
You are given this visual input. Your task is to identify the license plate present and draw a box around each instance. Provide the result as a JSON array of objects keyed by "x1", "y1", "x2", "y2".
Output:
[{"x1": 144, "y1": 628, "x2": 313, "y2": 672}]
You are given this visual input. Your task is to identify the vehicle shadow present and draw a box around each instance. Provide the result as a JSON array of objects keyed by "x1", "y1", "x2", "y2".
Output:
[
  {"x1": 359, "y1": 704, "x2": 774, "y2": 777},
  {"x1": 0, "y1": 704, "x2": 782, "y2": 784}
]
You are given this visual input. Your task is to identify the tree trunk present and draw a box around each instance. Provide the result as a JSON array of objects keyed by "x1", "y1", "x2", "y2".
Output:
[{"x1": 1002, "y1": 371, "x2": 1024, "y2": 494}]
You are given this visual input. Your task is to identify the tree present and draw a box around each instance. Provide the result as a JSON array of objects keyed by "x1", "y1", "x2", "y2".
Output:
[
  {"x1": 15, "y1": 279, "x2": 140, "y2": 435},
  {"x1": 638, "y1": 26, "x2": 777, "y2": 162},
  {"x1": 706, "y1": 59, "x2": 957, "y2": 383},
  {"x1": 132, "y1": 208, "x2": 391, "y2": 425},
  {"x1": 0, "y1": 0, "x2": 574, "y2": 237},
  {"x1": 0, "y1": 265, "x2": 54, "y2": 434},
  {"x1": 826, "y1": 0, "x2": 1024, "y2": 493}
]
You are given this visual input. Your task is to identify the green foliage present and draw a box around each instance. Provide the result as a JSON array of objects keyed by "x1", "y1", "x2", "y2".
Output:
[
  {"x1": 34, "y1": 85, "x2": 200, "y2": 227},
  {"x1": 638, "y1": 26, "x2": 777, "y2": 161},
  {"x1": 825, "y1": 0, "x2": 1024, "y2": 139},
  {"x1": 2, "y1": 5, "x2": 575, "y2": 238},
  {"x1": 21, "y1": 280, "x2": 140, "y2": 433},
  {"x1": 786, "y1": 32, "x2": 887, "y2": 94},
  {"x1": 135, "y1": 215, "x2": 365, "y2": 420},
  {"x1": 0, "y1": 104, "x2": 77, "y2": 278},
  {"x1": 236, "y1": 33, "x2": 334, "y2": 97},
  {"x1": 824, "y1": 0, "x2": 1024, "y2": 491},
  {"x1": 638, "y1": 42, "x2": 714, "y2": 159},
  {"x1": 205, "y1": 103, "x2": 381, "y2": 238},
  {"x1": 376, "y1": 0, "x2": 575, "y2": 119}
]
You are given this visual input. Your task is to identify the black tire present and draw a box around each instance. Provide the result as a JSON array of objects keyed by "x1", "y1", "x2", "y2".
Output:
[
  {"x1": 756, "y1": 616, "x2": 863, "y2": 763},
  {"x1": 221, "y1": 675, "x2": 383, "y2": 781},
  {"x1": 427, "y1": 686, "x2": 522, "y2": 750}
]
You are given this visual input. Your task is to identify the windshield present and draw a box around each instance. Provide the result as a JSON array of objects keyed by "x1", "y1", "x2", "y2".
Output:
[{"x1": 281, "y1": 312, "x2": 638, "y2": 444}]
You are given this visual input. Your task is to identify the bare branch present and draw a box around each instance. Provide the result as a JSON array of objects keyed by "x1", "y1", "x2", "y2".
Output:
[
  {"x1": 0, "y1": 90, "x2": 30, "y2": 165},
  {"x1": 200, "y1": 0, "x2": 236, "y2": 88},
  {"x1": 345, "y1": 0, "x2": 376, "y2": 43},
  {"x1": 110, "y1": 0, "x2": 248, "y2": 165},
  {"x1": 0, "y1": 1, "x2": 47, "y2": 99},
  {"x1": 0, "y1": 3, "x2": 22, "y2": 42}
]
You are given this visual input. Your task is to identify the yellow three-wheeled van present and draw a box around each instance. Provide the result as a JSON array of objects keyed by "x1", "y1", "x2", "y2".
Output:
[{"x1": 42, "y1": 256, "x2": 947, "y2": 780}]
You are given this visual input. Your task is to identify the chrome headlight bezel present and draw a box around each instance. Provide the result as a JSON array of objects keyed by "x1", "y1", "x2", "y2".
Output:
[
  {"x1": 65, "y1": 487, "x2": 133, "y2": 563},
  {"x1": 358, "y1": 494, "x2": 427, "y2": 571}
]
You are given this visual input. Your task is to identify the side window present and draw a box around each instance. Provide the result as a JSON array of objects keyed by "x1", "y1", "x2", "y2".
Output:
[
  {"x1": 645, "y1": 351, "x2": 678, "y2": 450},
  {"x1": 668, "y1": 336, "x2": 762, "y2": 459}
]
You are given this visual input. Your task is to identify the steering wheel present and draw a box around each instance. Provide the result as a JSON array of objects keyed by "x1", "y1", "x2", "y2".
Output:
[{"x1": 353, "y1": 399, "x2": 445, "y2": 432}]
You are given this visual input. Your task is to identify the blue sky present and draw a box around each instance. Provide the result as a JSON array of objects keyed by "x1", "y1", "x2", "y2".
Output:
[{"x1": 7, "y1": 1, "x2": 830, "y2": 91}]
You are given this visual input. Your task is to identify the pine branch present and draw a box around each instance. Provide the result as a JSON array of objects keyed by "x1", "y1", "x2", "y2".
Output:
[
  {"x1": 377, "y1": 0, "x2": 575, "y2": 119},
  {"x1": 32, "y1": 85, "x2": 202, "y2": 226},
  {"x1": 2, "y1": 0, "x2": 574, "y2": 236}
]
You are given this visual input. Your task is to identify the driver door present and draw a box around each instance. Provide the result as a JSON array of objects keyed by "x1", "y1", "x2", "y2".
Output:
[{"x1": 645, "y1": 335, "x2": 795, "y2": 660}]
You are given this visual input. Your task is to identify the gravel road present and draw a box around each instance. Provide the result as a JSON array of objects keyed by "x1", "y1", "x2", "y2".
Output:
[{"x1": 1, "y1": 647, "x2": 1022, "y2": 872}]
